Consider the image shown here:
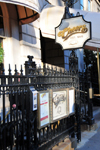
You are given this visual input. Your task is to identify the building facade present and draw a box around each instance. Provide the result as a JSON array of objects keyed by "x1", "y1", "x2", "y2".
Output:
[
  {"x1": 0, "y1": 0, "x2": 100, "y2": 74},
  {"x1": 73, "y1": 0, "x2": 100, "y2": 71},
  {"x1": 0, "y1": 0, "x2": 48, "y2": 74},
  {"x1": 74, "y1": 0, "x2": 100, "y2": 12}
]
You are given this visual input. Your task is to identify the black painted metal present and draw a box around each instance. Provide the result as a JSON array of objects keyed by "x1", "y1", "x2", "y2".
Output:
[
  {"x1": 69, "y1": 50, "x2": 81, "y2": 142},
  {"x1": 79, "y1": 69, "x2": 94, "y2": 125},
  {"x1": 69, "y1": 49, "x2": 94, "y2": 131},
  {"x1": 0, "y1": 56, "x2": 78, "y2": 149},
  {"x1": 0, "y1": 53, "x2": 95, "y2": 149}
]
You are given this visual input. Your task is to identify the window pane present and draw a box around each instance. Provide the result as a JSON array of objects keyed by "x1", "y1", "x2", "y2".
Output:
[
  {"x1": 0, "y1": 6, "x2": 4, "y2": 36},
  {"x1": 88, "y1": 0, "x2": 90, "y2": 11},
  {"x1": 0, "y1": 17, "x2": 3, "y2": 27},
  {"x1": 80, "y1": 0, "x2": 83, "y2": 6},
  {"x1": 0, "y1": 6, "x2": 3, "y2": 16},
  {"x1": 80, "y1": 0, "x2": 84, "y2": 10},
  {"x1": 0, "y1": 38, "x2": 3, "y2": 74}
]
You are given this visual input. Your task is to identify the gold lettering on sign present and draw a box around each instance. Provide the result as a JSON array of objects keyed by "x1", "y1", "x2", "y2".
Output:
[{"x1": 58, "y1": 25, "x2": 88, "y2": 41}]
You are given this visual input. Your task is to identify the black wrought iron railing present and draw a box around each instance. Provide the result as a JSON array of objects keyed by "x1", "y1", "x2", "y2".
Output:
[
  {"x1": 0, "y1": 54, "x2": 95, "y2": 150},
  {"x1": 79, "y1": 71, "x2": 94, "y2": 125},
  {"x1": 0, "y1": 56, "x2": 79, "y2": 150}
]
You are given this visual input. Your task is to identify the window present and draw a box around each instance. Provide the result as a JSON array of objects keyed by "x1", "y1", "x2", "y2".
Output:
[
  {"x1": 88, "y1": 0, "x2": 91, "y2": 11},
  {"x1": 0, "y1": 37, "x2": 3, "y2": 74},
  {"x1": 64, "y1": 55, "x2": 69, "y2": 71},
  {"x1": 0, "y1": 6, "x2": 4, "y2": 74},
  {"x1": 64, "y1": 50, "x2": 70, "y2": 71},
  {"x1": 97, "y1": 8, "x2": 100, "y2": 12},
  {"x1": 0, "y1": 5, "x2": 4, "y2": 36},
  {"x1": 80, "y1": 0, "x2": 84, "y2": 10}
]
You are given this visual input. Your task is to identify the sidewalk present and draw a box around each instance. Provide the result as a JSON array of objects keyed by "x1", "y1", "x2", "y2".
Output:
[
  {"x1": 77, "y1": 106, "x2": 100, "y2": 150},
  {"x1": 77, "y1": 127, "x2": 100, "y2": 150}
]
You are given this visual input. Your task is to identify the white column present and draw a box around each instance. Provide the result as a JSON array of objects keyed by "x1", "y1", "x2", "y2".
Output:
[
  {"x1": 90, "y1": 0, "x2": 93, "y2": 11},
  {"x1": 83, "y1": 0, "x2": 88, "y2": 11}
]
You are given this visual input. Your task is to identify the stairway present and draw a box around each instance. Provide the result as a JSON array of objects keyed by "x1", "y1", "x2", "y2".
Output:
[{"x1": 52, "y1": 138, "x2": 77, "y2": 150}]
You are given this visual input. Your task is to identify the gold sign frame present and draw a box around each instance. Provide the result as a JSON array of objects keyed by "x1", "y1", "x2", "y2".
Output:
[
  {"x1": 49, "y1": 88, "x2": 69, "y2": 123},
  {"x1": 55, "y1": 15, "x2": 91, "y2": 50}
]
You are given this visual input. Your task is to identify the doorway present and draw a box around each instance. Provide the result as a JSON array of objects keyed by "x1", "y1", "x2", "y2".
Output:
[{"x1": 40, "y1": 31, "x2": 65, "y2": 68}]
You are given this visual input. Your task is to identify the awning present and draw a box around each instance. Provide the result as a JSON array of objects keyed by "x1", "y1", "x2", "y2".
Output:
[
  {"x1": 17, "y1": 5, "x2": 39, "y2": 25},
  {"x1": 46, "y1": 0, "x2": 64, "y2": 6},
  {"x1": 69, "y1": 8, "x2": 100, "y2": 51},
  {"x1": 0, "y1": 0, "x2": 40, "y2": 24},
  {"x1": 40, "y1": 4, "x2": 65, "y2": 39}
]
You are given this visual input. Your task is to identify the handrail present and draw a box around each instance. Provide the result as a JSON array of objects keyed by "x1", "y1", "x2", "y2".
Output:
[{"x1": 94, "y1": 94, "x2": 100, "y2": 96}]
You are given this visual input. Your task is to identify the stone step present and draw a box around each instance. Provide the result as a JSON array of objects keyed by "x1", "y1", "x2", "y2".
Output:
[
  {"x1": 52, "y1": 138, "x2": 77, "y2": 150},
  {"x1": 81, "y1": 107, "x2": 100, "y2": 131}
]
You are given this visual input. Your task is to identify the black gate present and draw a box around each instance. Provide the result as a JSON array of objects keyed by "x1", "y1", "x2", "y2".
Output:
[
  {"x1": 0, "y1": 55, "x2": 81, "y2": 150},
  {"x1": 79, "y1": 69, "x2": 94, "y2": 126}
]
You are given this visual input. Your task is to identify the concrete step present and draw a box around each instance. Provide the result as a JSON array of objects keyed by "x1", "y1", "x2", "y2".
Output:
[
  {"x1": 81, "y1": 106, "x2": 100, "y2": 131},
  {"x1": 52, "y1": 138, "x2": 77, "y2": 150}
]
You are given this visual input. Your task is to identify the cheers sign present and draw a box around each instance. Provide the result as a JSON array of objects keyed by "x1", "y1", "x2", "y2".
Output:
[
  {"x1": 58, "y1": 25, "x2": 88, "y2": 41},
  {"x1": 55, "y1": 16, "x2": 91, "y2": 50}
]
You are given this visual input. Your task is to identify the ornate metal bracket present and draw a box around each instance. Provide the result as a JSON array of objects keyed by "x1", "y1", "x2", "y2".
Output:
[{"x1": 69, "y1": 50, "x2": 78, "y2": 74}]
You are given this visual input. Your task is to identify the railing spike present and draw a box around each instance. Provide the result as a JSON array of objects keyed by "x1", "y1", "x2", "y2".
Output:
[
  {"x1": 20, "y1": 65, "x2": 23, "y2": 75},
  {"x1": 2, "y1": 64, "x2": 5, "y2": 75},
  {"x1": 8, "y1": 64, "x2": 12, "y2": 75},
  {"x1": 51, "y1": 66, "x2": 54, "y2": 75},
  {"x1": 14, "y1": 64, "x2": 17, "y2": 75}
]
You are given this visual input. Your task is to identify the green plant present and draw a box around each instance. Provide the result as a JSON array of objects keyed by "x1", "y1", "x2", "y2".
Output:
[{"x1": 0, "y1": 43, "x2": 4, "y2": 63}]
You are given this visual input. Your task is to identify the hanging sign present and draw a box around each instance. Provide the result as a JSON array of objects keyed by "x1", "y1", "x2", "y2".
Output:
[{"x1": 55, "y1": 16, "x2": 91, "y2": 50}]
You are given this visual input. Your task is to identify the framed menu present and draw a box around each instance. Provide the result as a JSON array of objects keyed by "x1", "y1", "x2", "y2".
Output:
[
  {"x1": 37, "y1": 91, "x2": 50, "y2": 129},
  {"x1": 49, "y1": 88, "x2": 68, "y2": 123},
  {"x1": 68, "y1": 88, "x2": 75, "y2": 115}
]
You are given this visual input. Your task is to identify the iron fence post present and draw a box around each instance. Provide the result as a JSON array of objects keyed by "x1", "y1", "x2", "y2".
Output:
[
  {"x1": 25, "y1": 55, "x2": 36, "y2": 75},
  {"x1": 87, "y1": 69, "x2": 94, "y2": 125},
  {"x1": 69, "y1": 50, "x2": 81, "y2": 142}
]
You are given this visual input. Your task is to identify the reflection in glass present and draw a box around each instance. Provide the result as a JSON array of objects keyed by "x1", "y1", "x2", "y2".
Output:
[{"x1": 0, "y1": 5, "x2": 4, "y2": 36}]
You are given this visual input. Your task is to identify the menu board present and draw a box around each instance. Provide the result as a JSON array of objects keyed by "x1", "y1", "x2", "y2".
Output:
[
  {"x1": 32, "y1": 91, "x2": 37, "y2": 111},
  {"x1": 53, "y1": 91, "x2": 67, "y2": 120},
  {"x1": 49, "y1": 88, "x2": 68, "y2": 123},
  {"x1": 37, "y1": 91, "x2": 50, "y2": 129},
  {"x1": 69, "y1": 89, "x2": 75, "y2": 114}
]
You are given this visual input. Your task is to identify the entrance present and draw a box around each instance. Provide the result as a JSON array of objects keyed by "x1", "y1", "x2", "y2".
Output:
[{"x1": 40, "y1": 31, "x2": 65, "y2": 68}]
